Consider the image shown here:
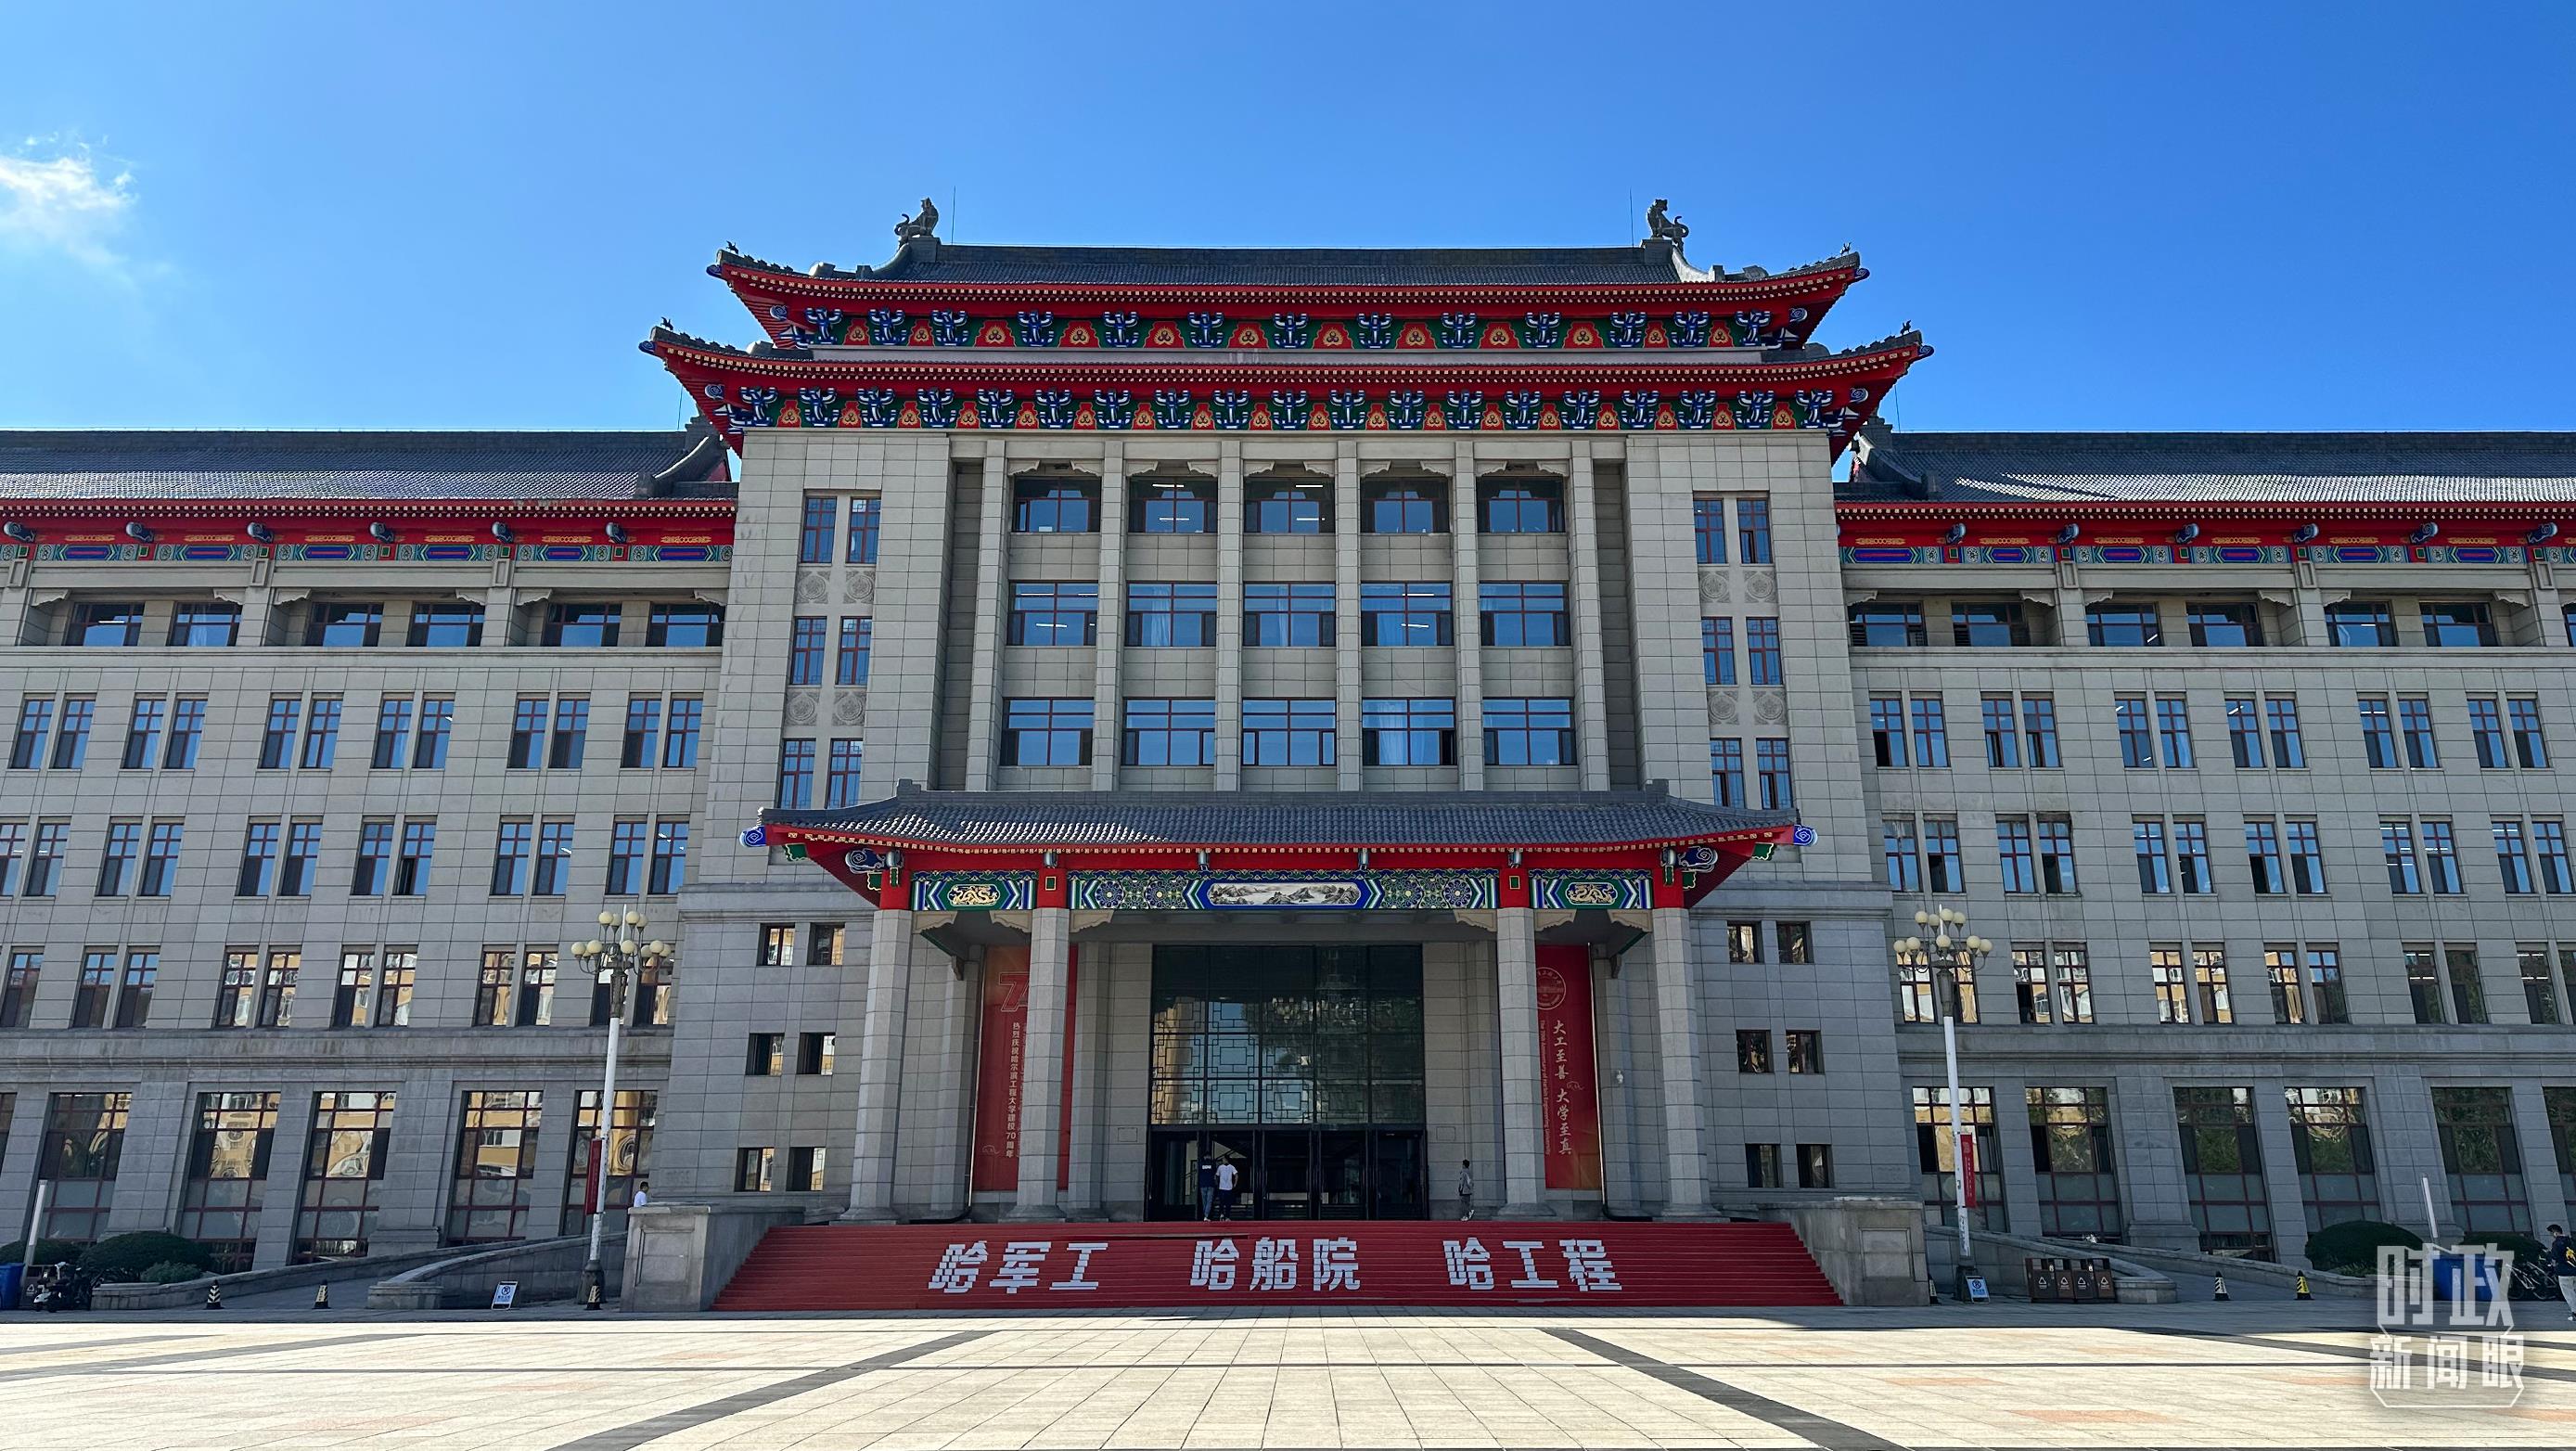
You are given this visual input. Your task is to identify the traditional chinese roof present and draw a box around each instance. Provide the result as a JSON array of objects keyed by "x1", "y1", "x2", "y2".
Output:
[
  {"x1": 721, "y1": 238, "x2": 1867, "y2": 289},
  {"x1": 0, "y1": 428, "x2": 732, "y2": 504},
  {"x1": 1848, "y1": 430, "x2": 2576, "y2": 508},
  {"x1": 766, "y1": 788, "x2": 1794, "y2": 853}
]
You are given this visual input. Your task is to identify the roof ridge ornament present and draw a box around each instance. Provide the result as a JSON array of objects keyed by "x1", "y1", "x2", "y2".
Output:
[
  {"x1": 1645, "y1": 199, "x2": 1689, "y2": 247},
  {"x1": 893, "y1": 197, "x2": 940, "y2": 244}
]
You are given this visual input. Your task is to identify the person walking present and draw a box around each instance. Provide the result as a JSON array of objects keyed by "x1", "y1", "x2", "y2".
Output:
[
  {"x1": 1197, "y1": 1155, "x2": 1217, "y2": 1220},
  {"x1": 1457, "y1": 1159, "x2": 1475, "y2": 1221},
  {"x1": 1213, "y1": 1157, "x2": 1239, "y2": 1220},
  {"x1": 2549, "y1": 1222, "x2": 2576, "y2": 1320}
]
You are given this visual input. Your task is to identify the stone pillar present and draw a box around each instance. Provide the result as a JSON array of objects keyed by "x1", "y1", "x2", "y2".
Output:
[
  {"x1": 2510, "y1": 1082, "x2": 2572, "y2": 1239},
  {"x1": 962, "y1": 454, "x2": 1009, "y2": 790},
  {"x1": 1449, "y1": 442, "x2": 1485, "y2": 788},
  {"x1": 1011, "y1": 906, "x2": 1072, "y2": 1220},
  {"x1": 2113, "y1": 1069, "x2": 2200, "y2": 1251},
  {"x1": 1649, "y1": 907, "x2": 1711, "y2": 1216},
  {"x1": 840, "y1": 905, "x2": 915, "y2": 1222},
  {"x1": 1091, "y1": 443, "x2": 1128, "y2": 791},
  {"x1": 251, "y1": 1087, "x2": 318, "y2": 1267},
  {"x1": 2251, "y1": 1073, "x2": 2313, "y2": 1268},
  {"x1": 1494, "y1": 906, "x2": 1548, "y2": 1216},
  {"x1": 1334, "y1": 443, "x2": 1363, "y2": 790},
  {"x1": 1214, "y1": 443, "x2": 1245, "y2": 790},
  {"x1": 1565, "y1": 445, "x2": 1611, "y2": 790}
]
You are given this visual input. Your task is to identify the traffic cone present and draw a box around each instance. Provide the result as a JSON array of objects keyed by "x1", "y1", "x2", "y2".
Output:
[
  {"x1": 2211, "y1": 1273, "x2": 2230, "y2": 1303},
  {"x1": 204, "y1": 1282, "x2": 224, "y2": 1310},
  {"x1": 2294, "y1": 1272, "x2": 2312, "y2": 1301},
  {"x1": 314, "y1": 1281, "x2": 329, "y2": 1310},
  {"x1": 584, "y1": 1278, "x2": 604, "y2": 1311}
]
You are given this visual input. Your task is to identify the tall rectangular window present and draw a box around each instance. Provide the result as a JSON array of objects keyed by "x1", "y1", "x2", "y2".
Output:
[
  {"x1": 2037, "y1": 817, "x2": 2078, "y2": 893},
  {"x1": 137, "y1": 821, "x2": 183, "y2": 897},
  {"x1": 2535, "y1": 820, "x2": 2574, "y2": 893},
  {"x1": 663, "y1": 697, "x2": 701, "y2": 768},
  {"x1": 2028, "y1": 1086, "x2": 2122, "y2": 1239},
  {"x1": 1692, "y1": 497, "x2": 1726, "y2": 563},
  {"x1": 474, "y1": 950, "x2": 515, "y2": 1026},
  {"x1": 2287, "y1": 1086, "x2": 2379, "y2": 1229},
  {"x1": 2446, "y1": 945, "x2": 2488, "y2": 1024},
  {"x1": 351, "y1": 821, "x2": 393, "y2": 895},
  {"x1": 260, "y1": 697, "x2": 301, "y2": 770},
  {"x1": 549, "y1": 699, "x2": 588, "y2": 770},
  {"x1": 826, "y1": 739, "x2": 864, "y2": 807},
  {"x1": 295, "y1": 1091, "x2": 395, "y2": 1262},
  {"x1": 491, "y1": 820, "x2": 532, "y2": 895},
  {"x1": 788, "y1": 616, "x2": 827, "y2": 684},
  {"x1": 393, "y1": 819, "x2": 435, "y2": 895},
  {"x1": 2156, "y1": 696, "x2": 2194, "y2": 767},
  {"x1": 35, "y1": 1092, "x2": 131, "y2": 1243},
  {"x1": 1710, "y1": 739, "x2": 1744, "y2": 806},
  {"x1": 607, "y1": 821, "x2": 648, "y2": 894},
  {"x1": 2286, "y1": 818, "x2": 2325, "y2": 893},
  {"x1": 2467, "y1": 698, "x2": 2509, "y2": 769},
  {"x1": 8, "y1": 697, "x2": 51, "y2": 770},
  {"x1": 1745, "y1": 618, "x2": 1783, "y2": 686},
  {"x1": 2150, "y1": 946, "x2": 2190, "y2": 1023},
  {"x1": 2422, "y1": 820, "x2": 2462, "y2": 893},
  {"x1": 2114, "y1": 696, "x2": 2153, "y2": 767},
  {"x1": 1923, "y1": 817, "x2": 1962, "y2": 892},
  {"x1": 122, "y1": 697, "x2": 165, "y2": 770},
  {"x1": 2225, "y1": 697, "x2": 2263, "y2": 767},
  {"x1": 1883, "y1": 817, "x2": 1920, "y2": 892},
  {"x1": 845, "y1": 497, "x2": 879, "y2": 563},
  {"x1": 2306, "y1": 947, "x2": 2348, "y2": 1024},
  {"x1": 2404, "y1": 945, "x2": 2443, "y2": 1023},
  {"x1": 238, "y1": 821, "x2": 280, "y2": 897},
  {"x1": 2246, "y1": 819, "x2": 2285, "y2": 894},
  {"x1": 97, "y1": 820, "x2": 140, "y2": 896},
  {"x1": 2509, "y1": 698, "x2": 2549, "y2": 767},
  {"x1": 798, "y1": 496, "x2": 837, "y2": 563},
  {"x1": 257, "y1": 950, "x2": 300, "y2": 1028},
  {"x1": 378, "y1": 948, "x2": 417, "y2": 1027},
  {"x1": 836, "y1": 618, "x2": 871, "y2": 685},
  {"x1": 775, "y1": 740, "x2": 814, "y2": 810},
  {"x1": 164, "y1": 695, "x2": 204, "y2": 767},
  {"x1": 415, "y1": 698, "x2": 453, "y2": 767},
  {"x1": 621, "y1": 698, "x2": 660, "y2": 768},
  {"x1": 649, "y1": 820, "x2": 689, "y2": 894},
  {"x1": 1868, "y1": 697, "x2": 1906, "y2": 768},
  {"x1": 2023, "y1": 696, "x2": 2060, "y2": 767},
  {"x1": 2055, "y1": 946, "x2": 2095, "y2": 1023},
  {"x1": 71, "y1": 950, "x2": 115, "y2": 1029},
  {"x1": 508, "y1": 698, "x2": 546, "y2": 769},
  {"x1": 2012, "y1": 945, "x2": 2053, "y2": 1023},
  {"x1": 2383, "y1": 820, "x2": 2421, "y2": 893},
  {"x1": 533, "y1": 820, "x2": 574, "y2": 896},
  {"x1": 447, "y1": 1090, "x2": 544, "y2": 1243},
  {"x1": 2357, "y1": 697, "x2": 2398, "y2": 769},
  {"x1": 516, "y1": 950, "x2": 557, "y2": 1027},
  {"x1": 1755, "y1": 738, "x2": 1793, "y2": 809},
  {"x1": 1981, "y1": 696, "x2": 2019, "y2": 766},
  {"x1": 372, "y1": 698, "x2": 413, "y2": 769},
  {"x1": 1909, "y1": 695, "x2": 1947, "y2": 766},
  {"x1": 2520, "y1": 946, "x2": 2561, "y2": 1025},
  {"x1": 1702, "y1": 618, "x2": 1736, "y2": 685},
  {"x1": 2494, "y1": 820, "x2": 2534, "y2": 894},
  {"x1": 112, "y1": 949, "x2": 157, "y2": 1029},
  {"x1": 1735, "y1": 497, "x2": 1773, "y2": 563},
  {"x1": 281, "y1": 821, "x2": 323, "y2": 896},
  {"x1": 2397, "y1": 697, "x2": 2439, "y2": 768},
  {"x1": 332, "y1": 949, "x2": 375, "y2": 1029},
  {"x1": 2134, "y1": 818, "x2": 2172, "y2": 894},
  {"x1": 2173, "y1": 818, "x2": 2211, "y2": 893},
  {"x1": 2265, "y1": 696, "x2": 2305, "y2": 767},
  {"x1": 0, "y1": 950, "x2": 37, "y2": 1029},
  {"x1": 2195, "y1": 946, "x2": 2233, "y2": 1023},
  {"x1": 1997, "y1": 817, "x2": 2037, "y2": 894},
  {"x1": 1122, "y1": 699, "x2": 1217, "y2": 766}
]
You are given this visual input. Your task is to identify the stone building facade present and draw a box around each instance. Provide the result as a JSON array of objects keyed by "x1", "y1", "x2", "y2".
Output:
[{"x1": 2, "y1": 227, "x2": 2571, "y2": 1279}]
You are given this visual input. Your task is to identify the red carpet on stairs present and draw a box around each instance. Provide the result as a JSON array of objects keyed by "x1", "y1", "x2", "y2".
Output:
[{"x1": 714, "y1": 1220, "x2": 1841, "y2": 1311}]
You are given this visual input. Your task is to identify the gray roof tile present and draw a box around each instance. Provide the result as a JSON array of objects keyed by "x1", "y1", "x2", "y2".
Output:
[
  {"x1": 1849, "y1": 430, "x2": 2576, "y2": 506},
  {"x1": 767, "y1": 789, "x2": 1792, "y2": 848},
  {"x1": 0, "y1": 430, "x2": 730, "y2": 503}
]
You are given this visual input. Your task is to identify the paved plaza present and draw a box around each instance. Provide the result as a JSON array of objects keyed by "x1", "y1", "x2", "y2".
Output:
[{"x1": 1, "y1": 1303, "x2": 2570, "y2": 1449}]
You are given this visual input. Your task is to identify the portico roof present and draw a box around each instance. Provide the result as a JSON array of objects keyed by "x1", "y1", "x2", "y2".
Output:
[{"x1": 763, "y1": 787, "x2": 1794, "y2": 854}]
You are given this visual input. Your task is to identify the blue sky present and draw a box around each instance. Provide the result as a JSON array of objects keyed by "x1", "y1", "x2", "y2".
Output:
[{"x1": 5, "y1": 2, "x2": 2571, "y2": 433}]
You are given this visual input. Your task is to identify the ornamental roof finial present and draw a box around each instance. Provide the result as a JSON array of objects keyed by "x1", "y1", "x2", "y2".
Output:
[
  {"x1": 894, "y1": 197, "x2": 940, "y2": 244},
  {"x1": 1645, "y1": 199, "x2": 1689, "y2": 247}
]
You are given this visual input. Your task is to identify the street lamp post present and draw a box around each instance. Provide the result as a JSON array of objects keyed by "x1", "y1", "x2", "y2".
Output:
[
  {"x1": 1895, "y1": 904, "x2": 1992, "y2": 1302},
  {"x1": 570, "y1": 907, "x2": 673, "y2": 1311}
]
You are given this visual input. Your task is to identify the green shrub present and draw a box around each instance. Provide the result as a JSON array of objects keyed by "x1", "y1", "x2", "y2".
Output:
[
  {"x1": 139, "y1": 1260, "x2": 207, "y2": 1285},
  {"x1": 2302, "y1": 1219, "x2": 2422, "y2": 1276},
  {"x1": 77, "y1": 1232, "x2": 215, "y2": 1284},
  {"x1": 0, "y1": 1239, "x2": 83, "y2": 1266}
]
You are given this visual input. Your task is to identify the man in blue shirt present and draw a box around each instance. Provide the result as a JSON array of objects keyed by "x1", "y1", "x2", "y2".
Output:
[
  {"x1": 1197, "y1": 1156, "x2": 1217, "y2": 1220},
  {"x1": 2548, "y1": 1223, "x2": 2576, "y2": 1320}
]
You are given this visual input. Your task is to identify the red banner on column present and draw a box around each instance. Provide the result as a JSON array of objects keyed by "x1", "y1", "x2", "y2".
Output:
[
  {"x1": 1536, "y1": 944, "x2": 1603, "y2": 1190},
  {"x1": 969, "y1": 945, "x2": 1077, "y2": 1193}
]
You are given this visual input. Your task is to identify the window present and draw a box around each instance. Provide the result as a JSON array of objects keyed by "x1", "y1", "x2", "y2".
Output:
[
  {"x1": 2005, "y1": 815, "x2": 2076, "y2": 893},
  {"x1": 1007, "y1": 583, "x2": 1099, "y2": 647},
  {"x1": 474, "y1": 951, "x2": 515, "y2": 1026},
  {"x1": 1246, "y1": 481, "x2": 1325, "y2": 533},
  {"x1": 2419, "y1": 600, "x2": 2497, "y2": 647},
  {"x1": 74, "y1": 601, "x2": 144, "y2": 646},
  {"x1": 1755, "y1": 738, "x2": 1793, "y2": 809},
  {"x1": 167, "y1": 602, "x2": 241, "y2": 648},
  {"x1": 549, "y1": 699, "x2": 589, "y2": 770},
  {"x1": 2521, "y1": 946, "x2": 2561, "y2": 1025},
  {"x1": 1912, "y1": 1086, "x2": 2003, "y2": 1230},
  {"x1": 1005, "y1": 699, "x2": 1093, "y2": 767},
  {"x1": 1016, "y1": 479, "x2": 1099, "y2": 533},
  {"x1": 1122, "y1": 699, "x2": 1216, "y2": 766},
  {"x1": 798, "y1": 496, "x2": 838, "y2": 561},
  {"x1": 1922, "y1": 817, "x2": 1962, "y2": 892},
  {"x1": 647, "y1": 603, "x2": 723, "y2": 648},
  {"x1": 507, "y1": 698, "x2": 545, "y2": 769},
  {"x1": 2357, "y1": 697, "x2": 2399, "y2": 768},
  {"x1": 2187, "y1": 601, "x2": 2263, "y2": 647},
  {"x1": 793, "y1": 1147, "x2": 828, "y2": 1192},
  {"x1": 2156, "y1": 697, "x2": 2194, "y2": 767},
  {"x1": 157, "y1": 694, "x2": 201, "y2": 769},
  {"x1": 2114, "y1": 696, "x2": 2153, "y2": 767},
  {"x1": 295, "y1": 1090, "x2": 396, "y2": 1262},
  {"x1": 0, "y1": 950, "x2": 33, "y2": 1028},
  {"x1": 2509, "y1": 698, "x2": 2549, "y2": 768},
  {"x1": 1896, "y1": 954, "x2": 1935, "y2": 1023},
  {"x1": 807, "y1": 923, "x2": 846, "y2": 968},
  {"x1": 1951, "y1": 600, "x2": 2029, "y2": 648},
  {"x1": 542, "y1": 602, "x2": 622, "y2": 648},
  {"x1": 372, "y1": 698, "x2": 413, "y2": 769},
  {"x1": 1909, "y1": 695, "x2": 1947, "y2": 766},
  {"x1": 1480, "y1": 479, "x2": 1562, "y2": 533},
  {"x1": 238, "y1": 822, "x2": 280, "y2": 897},
  {"x1": 1362, "y1": 583, "x2": 1453, "y2": 647},
  {"x1": 2495, "y1": 820, "x2": 2534, "y2": 894},
  {"x1": 845, "y1": 497, "x2": 880, "y2": 562},
  {"x1": 1735, "y1": 1029, "x2": 1773, "y2": 1073},
  {"x1": 1980, "y1": 696, "x2": 2019, "y2": 767},
  {"x1": 2535, "y1": 820, "x2": 2574, "y2": 893},
  {"x1": 1776, "y1": 922, "x2": 1813, "y2": 964},
  {"x1": 351, "y1": 820, "x2": 393, "y2": 895},
  {"x1": 1883, "y1": 818, "x2": 1920, "y2": 892},
  {"x1": 2028, "y1": 1086, "x2": 2122, "y2": 1239},
  {"x1": 2266, "y1": 696, "x2": 2305, "y2": 767},
  {"x1": 788, "y1": 617, "x2": 827, "y2": 684},
  {"x1": 299, "y1": 697, "x2": 341, "y2": 769},
  {"x1": 2173, "y1": 818, "x2": 2211, "y2": 894},
  {"x1": 566, "y1": 1088, "x2": 657, "y2": 1232},
  {"x1": 2467, "y1": 698, "x2": 2507, "y2": 769},
  {"x1": 1128, "y1": 582, "x2": 1219, "y2": 647},
  {"x1": 775, "y1": 739, "x2": 814, "y2": 809},
  {"x1": 35, "y1": 1092, "x2": 131, "y2": 1243},
  {"x1": 415, "y1": 698, "x2": 453, "y2": 767},
  {"x1": 826, "y1": 739, "x2": 864, "y2": 807},
  {"x1": 1703, "y1": 619, "x2": 1736, "y2": 685},
  {"x1": 257, "y1": 950, "x2": 300, "y2": 1028},
  {"x1": 111, "y1": 949, "x2": 156, "y2": 1029},
  {"x1": 516, "y1": 951, "x2": 557, "y2": 1027},
  {"x1": 2306, "y1": 947, "x2": 2347, "y2": 1024},
  {"x1": 215, "y1": 951, "x2": 258, "y2": 1028},
  {"x1": 70, "y1": 950, "x2": 115, "y2": 1028},
  {"x1": 799, "y1": 1033, "x2": 837, "y2": 1075},
  {"x1": 2038, "y1": 816, "x2": 2078, "y2": 893},
  {"x1": 2446, "y1": 945, "x2": 2488, "y2": 1023},
  {"x1": 2012, "y1": 945, "x2": 2052, "y2": 1023},
  {"x1": 2286, "y1": 818, "x2": 2326, "y2": 893},
  {"x1": 2225, "y1": 697, "x2": 2263, "y2": 767},
  {"x1": 1728, "y1": 922, "x2": 1762, "y2": 964},
  {"x1": 2422, "y1": 819, "x2": 2462, "y2": 893},
  {"x1": 393, "y1": 819, "x2": 435, "y2": 895},
  {"x1": 491, "y1": 821, "x2": 532, "y2": 895},
  {"x1": 121, "y1": 698, "x2": 164, "y2": 770},
  {"x1": 143, "y1": 822, "x2": 186, "y2": 899},
  {"x1": 736, "y1": 1148, "x2": 778, "y2": 1192},
  {"x1": 2431, "y1": 1087, "x2": 2527, "y2": 1236},
  {"x1": 649, "y1": 819, "x2": 689, "y2": 894},
  {"x1": 97, "y1": 821, "x2": 140, "y2": 896},
  {"x1": 1868, "y1": 698, "x2": 1906, "y2": 768},
  {"x1": 1131, "y1": 480, "x2": 1212, "y2": 533},
  {"x1": 835, "y1": 619, "x2": 870, "y2": 685},
  {"x1": 1480, "y1": 583, "x2": 1567, "y2": 647},
  {"x1": 1797, "y1": 1144, "x2": 1832, "y2": 1189},
  {"x1": 1244, "y1": 583, "x2": 1335, "y2": 648},
  {"x1": 447, "y1": 1090, "x2": 544, "y2": 1244},
  {"x1": 2194, "y1": 946, "x2": 2233, "y2": 1023},
  {"x1": 2150, "y1": 946, "x2": 2191, "y2": 1023},
  {"x1": 1364, "y1": 482, "x2": 1444, "y2": 533},
  {"x1": 1847, "y1": 603, "x2": 1926, "y2": 648},
  {"x1": 1692, "y1": 497, "x2": 1727, "y2": 563},
  {"x1": 1363, "y1": 698, "x2": 1456, "y2": 766},
  {"x1": 2397, "y1": 697, "x2": 2438, "y2": 768},
  {"x1": 332, "y1": 949, "x2": 375, "y2": 1029},
  {"x1": 1482, "y1": 698, "x2": 1571, "y2": 766},
  {"x1": 1998, "y1": 818, "x2": 2036, "y2": 894},
  {"x1": 621, "y1": 698, "x2": 660, "y2": 768},
  {"x1": 404, "y1": 604, "x2": 484, "y2": 647},
  {"x1": 2054, "y1": 945, "x2": 2095, "y2": 1023},
  {"x1": 2023, "y1": 696, "x2": 2061, "y2": 767},
  {"x1": 1735, "y1": 498, "x2": 1773, "y2": 563},
  {"x1": 2326, "y1": 600, "x2": 2396, "y2": 647},
  {"x1": 755, "y1": 923, "x2": 798, "y2": 968},
  {"x1": 1745, "y1": 617, "x2": 1783, "y2": 686},
  {"x1": 2133, "y1": 819, "x2": 2172, "y2": 894},
  {"x1": 2404, "y1": 945, "x2": 2443, "y2": 1023},
  {"x1": 2287, "y1": 1086, "x2": 2379, "y2": 1229},
  {"x1": 1710, "y1": 739, "x2": 1744, "y2": 806},
  {"x1": 2246, "y1": 820, "x2": 2285, "y2": 894},
  {"x1": 2085, "y1": 604, "x2": 2162, "y2": 647}
]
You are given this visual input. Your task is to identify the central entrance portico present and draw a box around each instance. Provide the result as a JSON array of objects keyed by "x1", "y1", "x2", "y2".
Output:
[{"x1": 755, "y1": 787, "x2": 1793, "y2": 1224}]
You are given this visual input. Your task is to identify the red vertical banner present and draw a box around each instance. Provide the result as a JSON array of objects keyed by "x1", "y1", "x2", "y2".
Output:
[
  {"x1": 1536, "y1": 944, "x2": 1603, "y2": 1191},
  {"x1": 968, "y1": 945, "x2": 1079, "y2": 1193}
]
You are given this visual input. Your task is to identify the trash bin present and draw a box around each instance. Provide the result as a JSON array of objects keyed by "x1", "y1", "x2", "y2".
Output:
[
  {"x1": 2430, "y1": 1252, "x2": 2502, "y2": 1303},
  {"x1": 0, "y1": 1262, "x2": 23, "y2": 1311}
]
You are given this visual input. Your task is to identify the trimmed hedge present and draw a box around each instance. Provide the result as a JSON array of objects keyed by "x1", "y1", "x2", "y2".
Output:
[
  {"x1": 0, "y1": 1238, "x2": 82, "y2": 1266},
  {"x1": 77, "y1": 1232, "x2": 216, "y2": 1284},
  {"x1": 139, "y1": 1260, "x2": 208, "y2": 1285},
  {"x1": 2302, "y1": 1219, "x2": 2421, "y2": 1276}
]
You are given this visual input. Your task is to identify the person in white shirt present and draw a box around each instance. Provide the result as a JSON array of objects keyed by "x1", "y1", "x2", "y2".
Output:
[
  {"x1": 1213, "y1": 1158, "x2": 1239, "y2": 1220},
  {"x1": 1457, "y1": 1160, "x2": 1474, "y2": 1220},
  {"x1": 631, "y1": 1181, "x2": 649, "y2": 1208}
]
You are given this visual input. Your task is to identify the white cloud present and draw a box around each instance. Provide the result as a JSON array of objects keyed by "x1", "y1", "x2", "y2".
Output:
[{"x1": 0, "y1": 142, "x2": 140, "y2": 272}]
